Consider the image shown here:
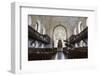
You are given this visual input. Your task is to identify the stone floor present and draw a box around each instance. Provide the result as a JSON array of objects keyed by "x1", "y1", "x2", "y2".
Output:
[{"x1": 54, "y1": 51, "x2": 66, "y2": 60}]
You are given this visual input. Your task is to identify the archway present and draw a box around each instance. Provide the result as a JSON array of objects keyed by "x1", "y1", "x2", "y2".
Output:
[
  {"x1": 78, "y1": 21, "x2": 84, "y2": 33},
  {"x1": 53, "y1": 24, "x2": 67, "y2": 48}
]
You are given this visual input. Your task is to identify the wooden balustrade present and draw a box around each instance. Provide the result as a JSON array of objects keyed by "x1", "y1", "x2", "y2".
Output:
[{"x1": 28, "y1": 25, "x2": 51, "y2": 44}]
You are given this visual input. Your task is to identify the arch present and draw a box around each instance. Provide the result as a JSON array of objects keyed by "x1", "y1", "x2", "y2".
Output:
[
  {"x1": 53, "y1": 24, "x2": 67, "y2": 38},
  {"x1": 78, "y1": 21, "x2": 83, "y2": 33},
  {"x1": 53, "y1": 24, "x2": 67, "y2": 47},
  {"x1": 34, "y1": 20, "x2": 41, "y2": 33}
]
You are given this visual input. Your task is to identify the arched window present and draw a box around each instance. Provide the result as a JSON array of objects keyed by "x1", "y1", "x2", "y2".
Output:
[
  {"x1": 78, "y1": 21, "x2": 83, "y2": 33},
  {"x1": 35, "y1": 22, "x2": 39, "y2": 31},
  {"x1": 35, "y1": 20, "x2": 41, "y2": 33},
  {"x1": 53, "y1": 25, "x2": 67, "y2": 47}
]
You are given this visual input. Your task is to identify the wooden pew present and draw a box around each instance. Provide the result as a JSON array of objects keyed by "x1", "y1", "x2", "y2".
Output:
[
  {"x1": 67, "y1": 47, "x2": 88, "y2": 59},
  {"x1": 28, "y1": 48, "x2": 57, "y2": 61}
]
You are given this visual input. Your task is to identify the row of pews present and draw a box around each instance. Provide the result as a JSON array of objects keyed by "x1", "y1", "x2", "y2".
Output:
[
  {"x1": 63, "y1": 47, "x2": 88, "y2": 59},
  {"x1": 28, "y1": 48, "x2": 57, "y2": 60},
  {"x1": 64, "y1": 27, "x2": 88, "y2": 59}
]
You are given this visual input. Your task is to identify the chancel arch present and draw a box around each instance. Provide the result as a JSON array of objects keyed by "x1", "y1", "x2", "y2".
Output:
[{"x1": 53, "y1": 24, "x2": 67, "y2": 48}]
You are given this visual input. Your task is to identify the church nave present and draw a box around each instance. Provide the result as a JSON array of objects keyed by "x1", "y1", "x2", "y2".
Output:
[{"x1": 28, "y1": 15, "x2": 88, "y2": 61}]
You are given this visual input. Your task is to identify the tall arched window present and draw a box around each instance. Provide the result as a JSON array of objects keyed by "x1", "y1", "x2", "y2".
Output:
[
  {"x1": 78, "y1": 21, "x2": 84, "y2": 47},
  {"x1": 78, "y1": 21, "x2": 84, "y2": 33},
  {"x1": 53, "y1": 25, "x2": 67, "y2": 47},
  {"x1": 35, "y1": 20, "x2": 41, "y2": 33},
  {"x1": 35, "y1": 22, "x2": 39, "y2": 31}
]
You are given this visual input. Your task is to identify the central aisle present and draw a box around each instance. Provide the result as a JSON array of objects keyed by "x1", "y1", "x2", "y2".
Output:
[{"x1": 54, "y1": 51, "x2": 66, "y2": 60}]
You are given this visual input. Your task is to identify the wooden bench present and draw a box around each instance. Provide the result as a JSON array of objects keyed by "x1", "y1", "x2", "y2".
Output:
[
  {"x1": 63, "y1": 47, "x2": 88, "y2": 59},
  {"x1": 28, "y1": 48, "x2": 57, "y2": 61}
]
